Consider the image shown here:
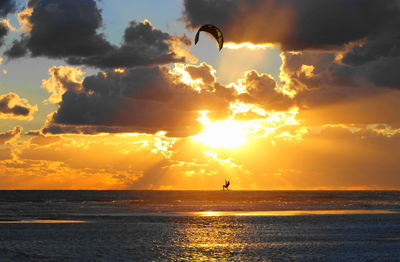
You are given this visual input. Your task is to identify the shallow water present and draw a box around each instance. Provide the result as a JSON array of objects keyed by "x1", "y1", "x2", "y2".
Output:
[
  {"x1": 0, "y1": 220, "x2": 86, "y2": 224},
  {"x1": 1, "y1": 190, "x2": 399, "y2": 261}
]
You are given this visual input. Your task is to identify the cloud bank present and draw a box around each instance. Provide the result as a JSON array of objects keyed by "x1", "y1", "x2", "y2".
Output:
[{"x1": 5, "y1": 0, "x2": 191, "y2": 69}]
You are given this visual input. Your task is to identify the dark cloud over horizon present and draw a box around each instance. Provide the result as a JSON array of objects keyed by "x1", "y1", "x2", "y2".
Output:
[
  {"x1": 42, "y1": 65, "x2": 237, "y2": 137},
  {"x1": 40, "y1": 63, "x2": 295, "y2": 137}
]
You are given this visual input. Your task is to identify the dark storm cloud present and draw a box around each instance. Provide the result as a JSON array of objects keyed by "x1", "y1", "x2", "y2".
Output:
[
  {"x1": 184, "y1": 0, "x2": 400, "y2": 90},
  {"x1": 40, "y1": 123, "x2": 171, "y2": 136},
  {"x1": 42, "y1": 62, "x2": 298, "y2": 136},
  {"x1": 342, "y1": 36, "x2": 400, "y2": 67},
  {"x1": 277, "y1": 50, "x2": 400, "y2": 128},
  {"x1": 0, "y1": 93, "x2": 37, "y2": 119},
  {"x1": 0, "y1": 0, "x2": 16, "y2": 47},
  {"x1": 5, "y1": 0, "x2": 190, "y2": 68},
  {"x1": 356, "y1": 57, "x2": 400, "y2": 88},
  {"x1": 281, "y1": 49, "x2": 400, "y2": 109},
  {"x1": 0, "y1": 126, "x2": 22, "y2": 144},
  {"x1": 3, "y1": 36, "x2": 28, "y2": 58},
  {"x1": 43, "y1": 66, "x2": 235, "y2": 137},
  {"x1": 0, "y1": 0, "x2": 17, "y2": 17},
  {"x1": 282, "y1": 51, "x2": 356, "y2": 98},
  {"x1": 27, "y1": 0, "x2": 40, "y2": 8},
  {"x1": 15, "y1": 0, "x2": 112, "y2": 58},
  {"x1": 281, "y1": 51, "x2": 373, "y2": 106},
  {"x1": 0, "y1": 24, "x2": 8, "y2": 47},
  {"x1": 183, "y1": 0, "x2": 400, "y2": 51},
  {"x1": 67, "y1": 20, "x2": 188, "y2": 68}
]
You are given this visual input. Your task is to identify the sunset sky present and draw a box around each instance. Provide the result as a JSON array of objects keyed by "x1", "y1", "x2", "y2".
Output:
[{"x1": 1, "y1": 0, "x2": 400, "y2": 190}]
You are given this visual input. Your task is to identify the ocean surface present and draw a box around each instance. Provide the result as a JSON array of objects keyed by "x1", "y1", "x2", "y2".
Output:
[{"x1": 1, "y1": 190, "x2": 400, "y2": 261}]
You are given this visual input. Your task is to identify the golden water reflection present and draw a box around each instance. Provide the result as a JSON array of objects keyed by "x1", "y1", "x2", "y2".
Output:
[
  {"x1": 193, "y1": 210, "x2": 399, "y2": 216},
  {"x1": 173, "y1": 209, "x2": 399, "y2": 260},
  {"x1": 176, "y1": 217, "x2": 250, "y2": 261}
]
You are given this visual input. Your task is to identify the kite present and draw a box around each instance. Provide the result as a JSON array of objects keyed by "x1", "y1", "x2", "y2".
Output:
[{"x1": 194, "y1": 24, "x2": 224, "y2": 51}]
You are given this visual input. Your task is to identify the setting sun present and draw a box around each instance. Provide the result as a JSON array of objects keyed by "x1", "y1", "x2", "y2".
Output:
[
  {"x1": 192, "y1": 105, "x2": 302, "y2": 149},
  {"x1": 193, "y1": 117, "x2": 248, "y2": 148}
]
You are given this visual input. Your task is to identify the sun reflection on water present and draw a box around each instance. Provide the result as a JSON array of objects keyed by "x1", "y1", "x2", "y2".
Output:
[
  {"x1": 166, "y1": 209, "x2": 399, "y2": 260},
  {"x1": 170, "y1": 216, "x2": 251, "y2": 261},
  {"x1": 193, "y1": 210, "x2": 398, "y2": 216}
]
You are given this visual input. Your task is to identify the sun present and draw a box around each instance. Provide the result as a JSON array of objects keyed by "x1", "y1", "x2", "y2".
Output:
[
  {"x1": 192, "y1": 106, "x2": 302, "y2": 149},
  {"x1": 193, "y1": 110, "x2": 258, "y2": 149},
  {"x1": 193, "y1": 118, "x2": 248, "y2": 149}
]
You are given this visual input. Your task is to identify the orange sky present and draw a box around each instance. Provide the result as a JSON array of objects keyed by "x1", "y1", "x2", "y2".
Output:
[{"x1": 1, "y1": 0, "x2": 400, "y2": 190}]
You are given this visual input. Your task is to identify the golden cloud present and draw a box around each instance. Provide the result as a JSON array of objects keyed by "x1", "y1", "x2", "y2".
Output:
[
  {"x1": 42, "y1": 66, "x2": 85, "y2": 104},
  {"x1": 17, "y1": 7, "x2": 33, "y2": 32}
]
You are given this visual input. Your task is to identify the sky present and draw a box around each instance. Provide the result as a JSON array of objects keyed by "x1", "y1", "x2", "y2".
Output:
[{"x1": 0, "y1": 0, "x2": 400, "y2": 190}]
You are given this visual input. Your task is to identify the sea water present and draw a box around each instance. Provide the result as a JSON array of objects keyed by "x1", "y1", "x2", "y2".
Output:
[{"x1": 0, "y1": 190, "x2": 399, "y2": 261}]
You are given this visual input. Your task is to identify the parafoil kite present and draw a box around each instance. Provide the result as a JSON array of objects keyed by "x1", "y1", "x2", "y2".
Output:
[{"x1": 194, "y1": 24, "x2": 224, "y2": 51}]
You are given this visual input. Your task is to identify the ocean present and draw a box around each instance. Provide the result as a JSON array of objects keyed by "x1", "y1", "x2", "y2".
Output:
[{"x1": 0, "y1": 190, "x2": 399, "y2": 261}]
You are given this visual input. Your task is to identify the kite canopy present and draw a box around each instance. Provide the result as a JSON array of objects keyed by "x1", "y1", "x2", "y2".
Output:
[{"x1": 194, "y1": 24, "x2": 224, "y2": 51}]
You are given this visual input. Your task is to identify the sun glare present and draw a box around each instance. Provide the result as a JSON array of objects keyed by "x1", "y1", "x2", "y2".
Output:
[
  {"x1": 193, "y1": 106, "x2": 302, "y2": 149},
  {"x1": 193, "y1": 116, "x2": 248, "y2": 149}
]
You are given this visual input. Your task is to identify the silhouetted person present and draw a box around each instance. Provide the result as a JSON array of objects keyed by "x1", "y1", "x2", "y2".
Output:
[{"x1": 222, "y1": 179, "x2": 230, "y2": 190}]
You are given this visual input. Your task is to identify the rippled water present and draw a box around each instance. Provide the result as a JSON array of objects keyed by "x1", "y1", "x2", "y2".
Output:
[{"x1": 1, "y1": 190, "x2": 399, "y2": 261}]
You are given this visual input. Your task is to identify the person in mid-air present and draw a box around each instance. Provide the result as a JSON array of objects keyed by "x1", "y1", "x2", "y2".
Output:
[{"x1": 222, "y1": 179, "x2": 230, "y2": 190}]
